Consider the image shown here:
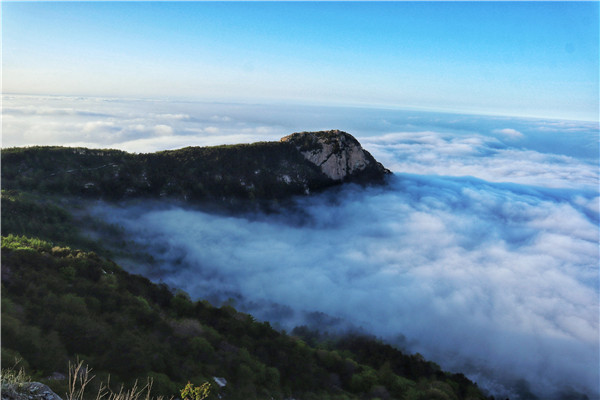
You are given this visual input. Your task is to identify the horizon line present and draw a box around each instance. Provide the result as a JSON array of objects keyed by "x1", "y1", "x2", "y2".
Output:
[{"x1": 3, "y1": 91, "x2": 599, "y2": 124}]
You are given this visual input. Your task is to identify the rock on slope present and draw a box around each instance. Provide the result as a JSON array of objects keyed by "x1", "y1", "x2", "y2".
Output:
[{"x1": 1, "y1": 383, "x2": 62, "y2": 400}]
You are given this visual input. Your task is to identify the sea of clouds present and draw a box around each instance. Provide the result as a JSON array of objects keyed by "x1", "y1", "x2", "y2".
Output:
[{"x1": 3, "y1": 95, "x2": 599, "y2": 399}]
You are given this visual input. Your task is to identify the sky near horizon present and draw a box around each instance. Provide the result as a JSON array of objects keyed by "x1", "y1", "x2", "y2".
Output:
[{"x1": 2, "y1": 1, "x2": 599, "y2": 121}]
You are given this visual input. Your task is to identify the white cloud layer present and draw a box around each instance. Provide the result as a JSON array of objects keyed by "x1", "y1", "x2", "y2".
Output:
[
  {"x1": 1, "y1": 95, "x2": 285, "y2": 152},
  {"x1": 362, "y1": 131, "x2": 598, "y2": 189}
]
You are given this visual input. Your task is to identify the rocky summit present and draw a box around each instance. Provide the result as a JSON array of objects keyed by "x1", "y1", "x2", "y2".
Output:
[{"x1": 281, "y1": 130, "x2": 390, "y2": 181}]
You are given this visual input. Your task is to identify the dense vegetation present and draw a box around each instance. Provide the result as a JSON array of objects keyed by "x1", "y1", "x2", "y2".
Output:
[
  {"x1": 0, "y1": 189, "x2": 491, "y2": 400},
  {"x1": 1, "y1": 143, "x2": 342, "y2": 207},
  {"x1": 1, "y1": 130, "x2": 392, "y2": 209}
]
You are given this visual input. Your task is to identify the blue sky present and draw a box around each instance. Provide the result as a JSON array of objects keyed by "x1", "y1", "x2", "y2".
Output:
[{"x1": 2, "y1": 2, "x2": 599, "y2": 121}]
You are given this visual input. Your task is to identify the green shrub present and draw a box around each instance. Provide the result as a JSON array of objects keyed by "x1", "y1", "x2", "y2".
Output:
[{"x1": 180, "y1": 381, "x2": 210, "y2": 400}]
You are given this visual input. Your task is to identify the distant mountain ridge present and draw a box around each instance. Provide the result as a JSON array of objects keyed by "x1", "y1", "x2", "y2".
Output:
[{"x1": 1, "y1": 130, "x2": 390, "y2": 205}]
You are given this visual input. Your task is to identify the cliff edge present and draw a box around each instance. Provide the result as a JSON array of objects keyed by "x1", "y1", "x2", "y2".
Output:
[{"x1": 281, "y1": 130, "x2": 390, "y2": 182}]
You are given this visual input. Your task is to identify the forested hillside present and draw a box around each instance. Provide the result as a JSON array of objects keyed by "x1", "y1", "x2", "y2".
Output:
[
  {"x1": 1, "y1": 131, "x2": 389, "y2": 209},
  {"x1": 1, "y1": 189, "x2": 491, "y2": 400}
]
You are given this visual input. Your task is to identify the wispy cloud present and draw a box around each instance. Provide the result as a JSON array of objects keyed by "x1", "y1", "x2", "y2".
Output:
[{"x1": 493, "y1": 127, "x2": 523, "y2": 139}]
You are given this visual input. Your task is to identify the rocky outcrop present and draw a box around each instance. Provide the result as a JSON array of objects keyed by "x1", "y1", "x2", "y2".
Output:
[
  {"x1": 281, "y1": 130, "x2": 390, "y2": 181},
  {"x1": 1, "y1": 383, "x2": 62, "y2": 400}
]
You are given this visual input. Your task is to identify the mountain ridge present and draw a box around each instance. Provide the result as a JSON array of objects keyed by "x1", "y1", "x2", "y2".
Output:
[{"x1": 1, "y1": 130, "x2": 390, "y2": 208}]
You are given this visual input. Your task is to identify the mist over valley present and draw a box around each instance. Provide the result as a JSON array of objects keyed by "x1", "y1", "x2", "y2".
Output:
[
  {"x1": 7, "y1": 96, "x2": 596, "y2": 399},
  {"x1": 87, "y1": 171, "x2": 598, "y2": 399}
]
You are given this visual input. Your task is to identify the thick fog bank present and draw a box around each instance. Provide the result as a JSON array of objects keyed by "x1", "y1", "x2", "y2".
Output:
[{"x1": 89, "y1": 173, "x2": 599, "y2": 399}]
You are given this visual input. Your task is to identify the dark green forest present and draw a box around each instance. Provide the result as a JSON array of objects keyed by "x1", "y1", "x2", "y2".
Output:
[
  {"x1": 1, "y1": 136, "x2": 387, "y2": 210},
  {"x1": 1, "y1": 144, "x2": 325, "y2": 204}
]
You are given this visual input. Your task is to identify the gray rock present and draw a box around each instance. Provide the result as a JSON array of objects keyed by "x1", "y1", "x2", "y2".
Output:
[
  {"x1": 1, "y1": 382, "x2": 63, "y2": 400},
  {"x1": 281, "y1": 130, "x2": 390, "y2": 181}
]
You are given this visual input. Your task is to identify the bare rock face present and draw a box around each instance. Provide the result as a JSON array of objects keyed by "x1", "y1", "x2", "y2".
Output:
[
  {"x1": 281, "y1": 130, "x2": 390, "y2": 181},
  {"x1": 1, "y1": 382, "x2": 63, "y2": 400}
]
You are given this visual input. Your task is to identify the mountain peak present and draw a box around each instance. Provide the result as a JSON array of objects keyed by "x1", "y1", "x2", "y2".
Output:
[{"x1": 281, "y1": 130, "x2": 390, "y2": 181}]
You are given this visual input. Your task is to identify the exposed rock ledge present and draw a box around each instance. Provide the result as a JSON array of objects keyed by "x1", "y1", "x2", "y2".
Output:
[
  {"x1": 281, "y1": 130, "x2": 390, "y2": 181},
  {"x1": 1, "y1": 382, "x2": 62, "y2": 400}
]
